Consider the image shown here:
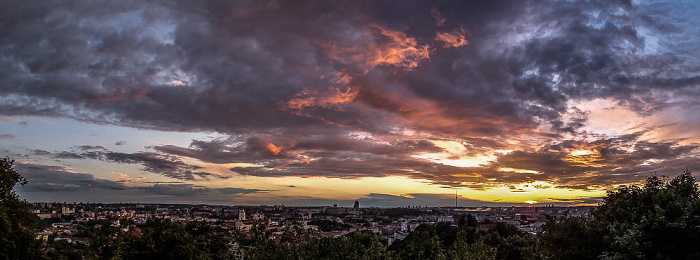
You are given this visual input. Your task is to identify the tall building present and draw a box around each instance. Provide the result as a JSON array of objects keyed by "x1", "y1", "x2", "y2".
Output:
[
  {"x1": 239, "y1": 209, "x2": 246, "y2": 220},
  {"x1": 353, "y1": 200, "x2": 360, "y2": 209}
]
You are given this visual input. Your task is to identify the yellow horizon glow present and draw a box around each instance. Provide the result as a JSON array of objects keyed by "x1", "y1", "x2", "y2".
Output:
[
  {"x1": 194, "y1": 174, "x2": 607, "y2": 204},
  {"x1": 498, "y1": 167, "x2": 541, "y2": 174}
]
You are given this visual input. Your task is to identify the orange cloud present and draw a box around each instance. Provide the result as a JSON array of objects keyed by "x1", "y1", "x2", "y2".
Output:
[
  {"x1": 271, "y1": 156, "x2": 312, "y2": 169},
  {"x1": 561, "y1": 143, "x2": 607, "y2": 167},
  {"x1": 266, "y1": 142, "x2": 281, "y2": 156},
  {"x1": 285, "y1": 85, "x2": 359, "y2": 110},
  {"x1": 435, "y1": 27, "x2": 469, "y2": 48},
  {"x1": 369, "y1": 23, "x2": 431, "y2": 69},
  {"x1": 323, "y1": 22, "x2": 431, "y2": 72},
  {"x1": 361, "y1": 87, "x2": 529, "y2": 137},
  {"x1": 112, "y1": 173, "x2": 145, "y2": 185}
]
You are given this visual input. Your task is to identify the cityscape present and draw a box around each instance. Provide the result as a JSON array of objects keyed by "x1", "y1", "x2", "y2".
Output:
[
  {"x1": 32, "y1": 202, "x2": 593, "y2": 245},
  {"x1": 2, "y1": 0, "x2": 700, "y2": 259}
]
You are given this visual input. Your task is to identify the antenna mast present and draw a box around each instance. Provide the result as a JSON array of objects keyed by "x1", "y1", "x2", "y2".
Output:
[{"x1": 455, "y1": 190, "x2": 458, "y2": 208}]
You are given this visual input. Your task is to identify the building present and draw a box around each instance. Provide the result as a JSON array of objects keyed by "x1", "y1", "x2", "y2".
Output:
[{"x1": 239, "y1": 209, "x2": 246, "y2": 220}]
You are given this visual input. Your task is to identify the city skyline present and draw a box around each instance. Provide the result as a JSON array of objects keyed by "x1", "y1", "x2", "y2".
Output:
[{"x1": 2, "y1": 0, "x2": 700, "y2": 207}]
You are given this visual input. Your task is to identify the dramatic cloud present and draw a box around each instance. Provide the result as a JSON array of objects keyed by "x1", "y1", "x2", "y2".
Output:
[
  {"x1": 102, "y1": 152, "x2": 217, "y2": 180},
  {"x1": 1, "y1": 0, "x2": 700, "y2": 205},
  {"x1": 13, "y1": 163, "x2": 264, "y2": 204},
  {"x1": 32, "y1": 147, "x2": 227, "y2": 181}
]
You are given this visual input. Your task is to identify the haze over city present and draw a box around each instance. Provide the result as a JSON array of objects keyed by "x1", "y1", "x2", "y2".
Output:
[{"x1": 2, "y1": 0, "x2": 700, "y2": 207}]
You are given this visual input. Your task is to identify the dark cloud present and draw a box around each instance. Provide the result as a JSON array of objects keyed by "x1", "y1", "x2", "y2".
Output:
[
  {"x1": 32, "y1": 149, "x2": 51, "y2": 156},
  {"x1": 14, "y1": 163, "x2": 125, "y2": 192},
  {"x1": 102, "y1": 152, "x2": 222, "y2": 181},
  {"x1": 141, "y1": 184, "x2": 264, "y2": 197},
  {"x1": 229, "y1": 132, "x2": 699, "y2": 191},
  {"x1": 78, "y1": 145, "x2": 107, "y2": 151},
  {"x1": 115, "y1": 141, "x2": 126, "y2": 146},
  {"x1": 0, "y1": 134, "x2": 14, "y2": 139},
  {"x1": 153, "y1": 134, "x2": 444, "y2": 168},
  {"x1": 470, "y1": 133, "x2": 699, "y2": 190},
  {"x1": 29, "y1": 148, "x2": 227, "y2": 181},
  {"x1": 1, "y1": 0, "x2": 699, "y2": 196},
  {"x1": 1, "y1": 0, "x2": 696, "y2": 135},
  {"x1": 13, "y1": 163, "x2": 264, "y2": 204},
  {"x1": 54, "y1": 151, "x2": 85, "y2": 159}
]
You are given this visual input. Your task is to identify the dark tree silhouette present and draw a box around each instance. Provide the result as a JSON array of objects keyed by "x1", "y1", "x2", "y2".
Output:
[
  {"x1": 539, "y1": 170, "x2": 700, "y2": 260},
  {"x1": 0, "y1": 157, "x2": 42, "y2": 260}
]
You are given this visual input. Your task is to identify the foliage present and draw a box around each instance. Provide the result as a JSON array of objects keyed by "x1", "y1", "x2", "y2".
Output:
[
  {"x1": 591, "y1": 171, "x2": 700, "y2": 259},
  {"x1": 389, "y1": 224, "x2": 448, "y2": 259},
  {"x1": 382, "y1": 208, "x2": 423, "y2": 218},
  {"x1": 89, "y1": 218, "x2": 235, "y2": 260},
  {"x1": 539, "y1": 170, "x2": 700, "y2": 259},
  {"x1": 449, "y1": 230, "x2": 496, "y2": 260},
  {"x1": 538, "y1": 215, "x2": 600, "y2": 260},
  {"x1": 457, "y1": 214, "x2": 478, "y2": 228},
  {"x1": 308, "y1": 219, "x2": 351, "y2": 232},
  {"x1": 44, "y1": 240, "x2": 93, "y2": 260},
  {"x1": 239, "y1": 226, "x2": 392, "y2": 260},
  {"x1": 434, "y1": 222, "x2": 460, "y2": 247},
  {"x1": 0, "y1": 157, "x2": 42, "y2": 260},
  {"x1": 306, "y1": 231, "x2": 393, "y2": 260},
  {"x1": 481, "y1": 230, "x2": 539, "y2": 260}
]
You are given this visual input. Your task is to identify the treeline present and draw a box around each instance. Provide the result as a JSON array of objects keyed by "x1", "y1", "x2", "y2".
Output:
[
  {"x1": 3, "y1": 156, "x2": 700, "y2": 259},
  {"x1": 40, "y1": 218, "x2": 234, "y2": 260}
]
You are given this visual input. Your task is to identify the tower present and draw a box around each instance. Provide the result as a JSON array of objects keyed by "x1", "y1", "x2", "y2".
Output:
[
  {"x1": 455, "y1": 190, "x2": 458, "y2": 208},
  {"x1": 239, "y1": 209, "x2": 246, "y2": 220}
]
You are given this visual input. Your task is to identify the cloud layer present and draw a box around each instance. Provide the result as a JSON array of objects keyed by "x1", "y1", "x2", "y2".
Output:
[
  {"x1": 13, "y1": 163, "x2": 264, "y2": 204},
  {"x1": 2, "y1": 0, "x2": 700, "y2": 204}
]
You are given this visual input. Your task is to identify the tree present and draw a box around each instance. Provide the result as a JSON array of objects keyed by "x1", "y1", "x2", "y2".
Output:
[
  {"x1": 457, "y1": 214, "x2": 478, "y2": 228},
  {"x1": 449, "y1": 229, "x2": 496, "y2": 260},
  {"x1": 539, "y1": 170, "x2": 700, "y2": 259},
  {"x1": 390, "y1": 224, "x2": 447, "y2": 260},
  {"x1": 90, "y1": 217, "x2": 236, "y2": 260},
  {"x1": 480, "y1": 223, "x2": 539, "y2": 260},
  {"x1": 238, "y1": 227, "x2": 391, "y2": 260},
  {"x1": 44, "y1": 239, "x2": 93, "y2": 260},
  {"x1": 538, "y1": 216, "x2": 600, "y2": 260},
  {"x1": 311, "y1": 231, "x2": 392, "y2": 260},
  {"x1": 0, "y1": 157, "x2": 42, "y2": 260},
  {"x1": 590, "y1": 171, "x2": 700, "y2": 259}
]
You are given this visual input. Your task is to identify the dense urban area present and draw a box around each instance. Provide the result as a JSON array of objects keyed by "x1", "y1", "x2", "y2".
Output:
[{"x1": 32, "y1": 202, "x2": 592, "y2": 248}]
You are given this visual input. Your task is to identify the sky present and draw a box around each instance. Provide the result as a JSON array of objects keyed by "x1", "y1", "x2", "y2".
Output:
[{"x1": 1, "y1": 0, "x2": 700, "y2": 207}]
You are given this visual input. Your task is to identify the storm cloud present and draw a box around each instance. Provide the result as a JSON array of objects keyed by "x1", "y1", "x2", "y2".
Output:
[
  {"x1": 2, "y1": 0, "x2": 700, "y2": 204},
  {"x1": 13, "y1": 163, "x2": 264, "y2": 204}
]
